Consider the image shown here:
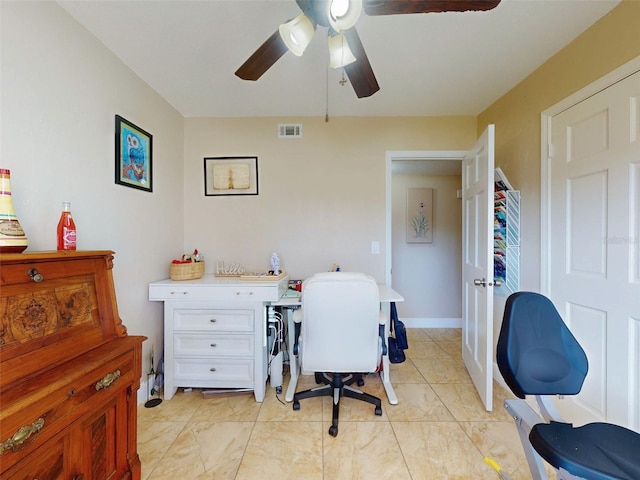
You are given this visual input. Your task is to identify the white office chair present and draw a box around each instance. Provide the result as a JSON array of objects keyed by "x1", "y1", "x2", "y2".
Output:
[{"x1": 292, "y1": 272, "x2": 386, "y2": 437}]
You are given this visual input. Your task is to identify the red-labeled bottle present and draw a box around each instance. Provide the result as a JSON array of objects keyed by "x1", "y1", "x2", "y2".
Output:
[{"x1": 57, "y1": 201, "x2": 76, "y2": 251}]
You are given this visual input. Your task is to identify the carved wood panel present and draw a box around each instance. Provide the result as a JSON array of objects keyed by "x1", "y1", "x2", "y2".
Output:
[{"x1": 0, "y1": 278, "x2": 98, "y2": 347}]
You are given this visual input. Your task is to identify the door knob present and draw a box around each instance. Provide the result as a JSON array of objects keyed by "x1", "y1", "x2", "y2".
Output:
[
  {"x1": 474, "y1": 278, "x2": 503, "y2": 287},
  {"x1": 474, "y1": 278, "x2": 487, "y2": 287}
]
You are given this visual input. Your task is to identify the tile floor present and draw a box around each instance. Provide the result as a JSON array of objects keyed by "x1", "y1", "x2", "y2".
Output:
[{"x1": 137, "y1": 328, "x2": 536, "y2": 479}]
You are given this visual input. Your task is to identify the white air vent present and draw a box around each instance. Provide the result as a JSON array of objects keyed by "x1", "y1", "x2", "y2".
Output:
[{"x1": 278, "y1": 123, "x2": 303, "y2": 138}]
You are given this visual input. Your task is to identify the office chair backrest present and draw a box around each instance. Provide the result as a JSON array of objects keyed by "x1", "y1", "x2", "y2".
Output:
[
  {"x1": 497, "y1": 292, "x2": 589, "y2": 399},
  {"x1": 300, "y1": 272, "x2": 380, "y2": 373}
]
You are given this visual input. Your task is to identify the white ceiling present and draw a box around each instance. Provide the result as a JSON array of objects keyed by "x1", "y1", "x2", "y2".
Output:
[{"x1": 58, "y1": 0, "x2": 620, "y2": 118}]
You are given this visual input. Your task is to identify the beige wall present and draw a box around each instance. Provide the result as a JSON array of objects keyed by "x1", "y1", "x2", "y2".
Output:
[
  {"x1": 478, "y1": 0, "x2": 640, "y2": 292},
  {"x1": 183, "y1": 117, "x2": 476, "y2": 282},
  {"x1": 477, "y1": 0, "x2": 640, "y2": 354},
  {"x1": 1, "y1": 1, "x2": 185, "y2": 381}
]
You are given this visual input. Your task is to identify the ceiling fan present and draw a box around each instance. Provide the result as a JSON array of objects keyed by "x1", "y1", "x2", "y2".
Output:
[{"x1": 235, "y1": 0, "x2": 501, "y2": 98}]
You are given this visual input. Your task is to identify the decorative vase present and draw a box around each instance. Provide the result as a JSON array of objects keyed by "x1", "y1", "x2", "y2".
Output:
[{"x1": 0, "y1": 169, "x2": 28, "y2": 253}]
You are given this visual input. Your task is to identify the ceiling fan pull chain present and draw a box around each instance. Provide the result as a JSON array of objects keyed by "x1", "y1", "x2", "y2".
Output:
[
  {"x1": 339, "y1": 70, "x2": 348, "y2": 86},
  {"x1": 325, "y1": 51, "x2": 330, "y2": 123}
]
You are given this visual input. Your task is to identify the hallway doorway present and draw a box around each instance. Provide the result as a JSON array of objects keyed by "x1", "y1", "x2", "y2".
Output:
[{"x1": 385, "y1": 151, "x2": 465, "y2": 328}]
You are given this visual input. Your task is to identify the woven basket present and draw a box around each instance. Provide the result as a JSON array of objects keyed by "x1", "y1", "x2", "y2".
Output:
[{"x1": 169, "y1": 261, "x2": 205, "y2": 281}]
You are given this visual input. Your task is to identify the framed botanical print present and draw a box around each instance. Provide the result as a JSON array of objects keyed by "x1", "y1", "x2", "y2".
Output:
[{"x1": 407, "y1": 187, "x2": 433, "y2": 243}]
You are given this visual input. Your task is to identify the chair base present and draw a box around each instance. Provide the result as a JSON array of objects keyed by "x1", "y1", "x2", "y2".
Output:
[{"x1": 293, "y1": 372, "x2": 382, "y2": 437}]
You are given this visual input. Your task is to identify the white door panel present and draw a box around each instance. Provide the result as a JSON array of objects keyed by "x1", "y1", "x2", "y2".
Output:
[
  {"x1": 549, "y1": 71, "x2": 640, "y2": 429},
  {"x1": 567, "y1": 303, "x2": 608, "y2": 418},
  {"x1": 462, "y1": 125, "x2": 494, "y2": 411}
]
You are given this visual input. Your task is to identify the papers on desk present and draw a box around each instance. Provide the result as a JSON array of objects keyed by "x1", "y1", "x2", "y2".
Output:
[
  {"x1": 240, "y1": 271, "x2": 287, "y2": 281},
  {"x1": 282, "y1": 289, "x2": 301, "y2": 298}
]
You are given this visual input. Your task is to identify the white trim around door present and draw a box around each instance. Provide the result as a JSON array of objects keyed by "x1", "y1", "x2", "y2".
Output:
[{"x1": 541, "y1": 55, "x2": 640, "y2": 292}]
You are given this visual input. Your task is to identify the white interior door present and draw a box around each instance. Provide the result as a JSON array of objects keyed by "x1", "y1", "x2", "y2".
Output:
[
  {"x1": 547, "y1": 71, "x2": 640, "y2": 429},
  {"x1": 462, "y1": 125, "x2": 495, "y2": 411}
]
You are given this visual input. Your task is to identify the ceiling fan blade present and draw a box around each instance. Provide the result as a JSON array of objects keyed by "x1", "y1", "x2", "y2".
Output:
[
  {"x1": 235, "y1": 30, "x2": 288, "y2": 81},
  {"x1": 343, "y1": 28, "x2": 379, "y2": 98},
  {"x1": 364, "y1": 0, "x2": 500, "y2": 16}
]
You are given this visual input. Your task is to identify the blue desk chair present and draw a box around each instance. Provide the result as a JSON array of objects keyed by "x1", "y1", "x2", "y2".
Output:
[
  {"x1": 292, "y1": 272, "x2": 386, "y2": 437},
  {"x1": 497, "y1": 292, "x2": 640, "y2": 480}
]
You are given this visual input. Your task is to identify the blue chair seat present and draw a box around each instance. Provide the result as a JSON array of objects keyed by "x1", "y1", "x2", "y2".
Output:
[
  {"x1": 497, "y1": 292, "x2": 640, "y2": 480},
  {"x1": 530, "y1": 421, "x2": 640, "y2": 480}
]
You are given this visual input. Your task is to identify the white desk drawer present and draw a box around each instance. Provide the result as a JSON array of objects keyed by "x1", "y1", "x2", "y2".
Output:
[
  {"x1": 173, "y1": 358, "x2": 254, "y2": 383},
  {"x1": 174, "y1": 334, "x2": 254, "y2": 357},
  {"x1": 149, "y1": 283, "x2": 281, "y2": 302},
  {"x1": 174, "y1": 309, "x2": 254, "y2": 332}
]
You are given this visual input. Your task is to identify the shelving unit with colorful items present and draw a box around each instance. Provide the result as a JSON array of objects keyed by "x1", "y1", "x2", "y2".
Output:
[{"x1": 494, "y1": 168, "x2": 520, "y2": 296}]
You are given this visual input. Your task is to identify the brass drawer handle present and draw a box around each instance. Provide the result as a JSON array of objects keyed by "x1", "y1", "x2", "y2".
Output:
[
  {"x1": 28, "y1": 268, "x2": 44, "y2": 283},
  {"x1": 0, "y1": 417, "x2": 45, "y2": 455},
  {"x1": 95, "y1": 370, "x2": 121, "y2": 391}
]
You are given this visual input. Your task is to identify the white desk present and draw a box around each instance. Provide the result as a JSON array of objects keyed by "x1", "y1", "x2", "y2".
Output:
[
  {"x1": 271, "y1": 284, "x2": 404, "y2": 405},
  {"x1": 149, "y1": 275, "x2": 288, "y2": 402}
]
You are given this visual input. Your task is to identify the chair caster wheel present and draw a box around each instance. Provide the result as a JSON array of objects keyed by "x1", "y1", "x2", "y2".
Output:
[
  {"x1": 293, "y1": 401, "x2": 300, "y2": 410},
  {"x1": 329, "y1": 425, "x2": 338, "y2": 437},
  {"x1": 357, "y1": 378, "x2": 365, "y2": 386},
  {"x1": 375, "y1": 406, "x2": 382, "y2": 416}
]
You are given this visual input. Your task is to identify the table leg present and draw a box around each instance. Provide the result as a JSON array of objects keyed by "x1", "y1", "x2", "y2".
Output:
[
  {"x1": 381, "y1": 302, "x2": 398, "y2": 404},
  {"x1": 285, "y1": 308, "x2": 300, "y2": 402}
]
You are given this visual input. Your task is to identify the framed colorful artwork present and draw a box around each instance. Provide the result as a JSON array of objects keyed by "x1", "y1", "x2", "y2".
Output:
[{"x1": 115, "y1": 115, "x2": 153, "y2": 192}]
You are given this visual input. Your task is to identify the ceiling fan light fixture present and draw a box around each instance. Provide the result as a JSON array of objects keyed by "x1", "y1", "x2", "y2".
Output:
[
  {"x1": 328, "y1": 33, "x2": 356, "y2": 69},
  {"x1": 327, "y1": 0, "x2": 362, "y2": 32},
  {"x1": 279, "y1": 13, "x2": 315, "y2": 56}
]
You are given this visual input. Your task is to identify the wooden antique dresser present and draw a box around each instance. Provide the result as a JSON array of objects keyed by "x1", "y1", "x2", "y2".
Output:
[{"x1": 0, "y1": 251, "x2": 145, "y2": 480}]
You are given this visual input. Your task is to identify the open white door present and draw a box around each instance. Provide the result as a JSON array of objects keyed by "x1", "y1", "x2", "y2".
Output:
[{"x1": 462, "y1": 125, "x2": 495, "y2": 411}]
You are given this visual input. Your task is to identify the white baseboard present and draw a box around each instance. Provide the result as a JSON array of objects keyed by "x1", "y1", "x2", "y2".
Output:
[{"x1": 401, "y1": 317, "x2": 462, "y2": 328}]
